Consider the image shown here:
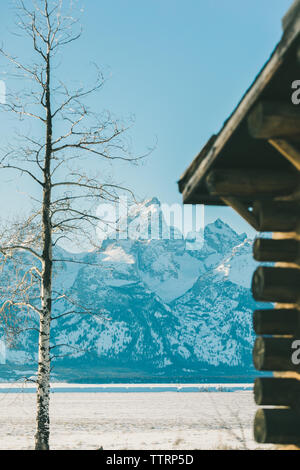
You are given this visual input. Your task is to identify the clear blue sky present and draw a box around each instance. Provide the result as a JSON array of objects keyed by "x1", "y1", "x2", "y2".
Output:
[{"x1": 0, "y1": 0, "x2": 294, "y2": 238}]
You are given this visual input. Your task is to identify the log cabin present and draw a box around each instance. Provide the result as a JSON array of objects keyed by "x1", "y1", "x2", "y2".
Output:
[{"x1": 178, "y1": 0, "x2": 300, "y2": 447}]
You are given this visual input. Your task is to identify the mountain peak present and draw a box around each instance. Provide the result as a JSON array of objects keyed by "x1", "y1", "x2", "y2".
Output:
[
  {"x1": 214, "y1": 218, "x2": 227, "y2": 228},
  {"x1": 204, "y1": 218, "x2": 247, "y2": 254},
  {"x1": 144, "y1": 197, "x2": 161, "y2": 207},
  {"x1": 207, "y1": 218, "x2": 246, "y2": 238}
]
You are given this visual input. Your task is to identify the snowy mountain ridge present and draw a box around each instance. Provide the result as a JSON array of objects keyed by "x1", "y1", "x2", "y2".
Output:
[{"x1": 0, "y1": 198, "x2": 260, "y2": 382}]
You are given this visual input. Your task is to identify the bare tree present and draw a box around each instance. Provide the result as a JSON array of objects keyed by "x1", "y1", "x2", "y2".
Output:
[{"x1": 0, "y1": 0, "x2": 144, "y2": 450}]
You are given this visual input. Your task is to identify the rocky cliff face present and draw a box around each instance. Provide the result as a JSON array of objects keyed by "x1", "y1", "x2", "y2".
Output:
[{"x1": 1, "y1": 199, "x2": 260, "y2": 382}]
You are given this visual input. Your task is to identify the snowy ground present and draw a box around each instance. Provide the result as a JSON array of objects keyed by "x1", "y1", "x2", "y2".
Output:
[{"x1": 0, "y1": 388, "x2": 272, "y2": 450}]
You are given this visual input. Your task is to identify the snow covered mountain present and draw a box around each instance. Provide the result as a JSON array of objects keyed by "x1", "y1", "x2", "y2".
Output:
[{"x1": 1, "y1": 198, "x2": 261, "y2": 382}]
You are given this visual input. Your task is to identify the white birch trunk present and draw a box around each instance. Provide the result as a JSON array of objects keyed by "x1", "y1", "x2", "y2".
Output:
[
  {"x1": 35, "y1": 288, "x2": 51, "y2": 450},
  {"x1": 35, "y1": 48, "x2": 53, "y2": 451},
  {"x1": 35, "y1": 182, "x2": 53, "y2": 451}
]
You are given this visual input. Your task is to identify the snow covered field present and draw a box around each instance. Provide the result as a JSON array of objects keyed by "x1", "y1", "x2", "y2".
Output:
[
  {"x1": 0, "y1": 382, "x2": 253, "y2": 393},
  {"x1": 0, "y1": 386, "x2": 271, "y2": 450}
]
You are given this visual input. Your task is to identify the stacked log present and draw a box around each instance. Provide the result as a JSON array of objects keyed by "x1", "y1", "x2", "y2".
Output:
[
  {"x1": 247, "y1": 100, "x2": 300, "y2": 446},
  {"x1": 204, "y1": 98, "x2": 300, "y2": 446},
  {"x1": 251, "y1": 224, "x2": 300, "y2": 444},
  {"x1": 205, "y1": 155, "x2": 300, "y2": 446},
  {"x1": 205, "y1": 182, "x2": 300, "y2": 445}
]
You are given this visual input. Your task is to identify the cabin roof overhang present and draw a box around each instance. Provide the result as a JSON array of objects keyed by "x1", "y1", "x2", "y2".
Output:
[{"x1": 178, "y1": 0, "x2": 300, "y2": 208}]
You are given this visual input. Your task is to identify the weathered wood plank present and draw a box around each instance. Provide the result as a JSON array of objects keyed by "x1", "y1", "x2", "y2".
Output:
[
  {"x1": 254, "y1": 408, "x2": 300, "y2": 444},
  {"x1": 252, "y1": 266, "x2": 300, "y2": 303},
  {"x1": 180, "y1": 18, "x2": 300, "y2": 204},
  {"x1": 254, "y1": 377, "x2": 300, "y2": 406},
  {"x1": 205, "y1": 170, "x2": 297, "y2": 198},
  {"x1": 253, "y1": 201, "x2": 300, "y2": 232},
  {"x1": 253, "y1": 336, "x2": 300, "y2": 372},
  {"x1": 253, "y1": 308, "x2": 300, "y2": 336},
  {"x1": 269, "y1": 139, "x2": 300, "y2": 172},
  {"x1": 253, "y1": 238, "x2": 299, "y2": 262},
  {"x1": 282, "y1": 0, "x2": 300, "y2": 31},
  {"x1": 221, "y1": 197, "x2": 259, "y2": 230},
  {"x1": 248, "y1": 101, "x2": 300, "y2": 139}
]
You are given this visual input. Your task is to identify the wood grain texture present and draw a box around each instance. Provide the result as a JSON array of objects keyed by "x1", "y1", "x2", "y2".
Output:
[
  {"x1": 253, "y1": 336, "x2": 300, "y2": 372},
  {"x1": 253, "y1": 308, "x2": 300, "y2": 335},
  {"x1": 254, "y1": 408, "x2": 300, "y2": 444},
  {"x1": 252, "y1": 266, "x2": 300, "y2": 303},
  {"x1": 254, "y1": 377, "x2": 300, "y2": 406},
  {"x1": 253, "y1": 238, "x2": 300, "y2": 262},
  {"x1": 205, "y1": 170, "x2": 298, "y2": 198},
  {"x1": 253, "y1": 201, "x2": 300, "y2": 232},
  {"x1": 248, "y1": 101, "x2": 300, "y2": 139}
]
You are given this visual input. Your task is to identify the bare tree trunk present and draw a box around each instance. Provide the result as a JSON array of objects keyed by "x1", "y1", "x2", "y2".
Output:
[
  {"x1": 35, "y1": 50, "x2": 53, "y2": 451},
  {"x1": 35, "y1": 295, "x2": 51, "y2": 450},
  {"x1": 0, "y1": 0, "x2": 141, "y2": 450}
]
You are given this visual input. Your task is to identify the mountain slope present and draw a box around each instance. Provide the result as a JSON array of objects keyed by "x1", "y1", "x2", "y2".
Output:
[{"x1": 0, "y1": 199, "x2": 260, "y2": 382}]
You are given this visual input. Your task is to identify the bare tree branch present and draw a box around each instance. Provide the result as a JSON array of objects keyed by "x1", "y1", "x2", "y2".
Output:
[{"x1": 0, "y1": 0, "x2": 147, "y2": 451}]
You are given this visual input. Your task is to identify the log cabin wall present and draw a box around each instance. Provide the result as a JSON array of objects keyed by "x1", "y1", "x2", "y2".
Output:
[
  {"x1": 273, "y1": 212, "x2": 300, "y2": 450},
  {"x1": 246, "y1": 67, "x2": 300, "y2": 446},
  {"x1": 204, "y1": 166, "x2": 300, "y2": 447},
  {"x1": 252, "y1": 188, "x2": 300, "y2": 448},
  {"x1": 178, "y1": 0, "x2": 300, "y2": 449}
]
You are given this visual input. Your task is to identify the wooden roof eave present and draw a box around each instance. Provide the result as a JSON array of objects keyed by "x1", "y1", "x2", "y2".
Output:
[{"x1": 178, "y1": 2, "x2": 300, "y2": 207}]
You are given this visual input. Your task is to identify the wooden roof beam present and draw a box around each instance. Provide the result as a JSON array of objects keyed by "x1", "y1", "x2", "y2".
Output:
[
  {"x1": 254, "y1": 377, "x2": 300, "y2": 407},
  {"x1": 253, "y1": 309, "x2": 300, "y2": 336},
  {"x1": 254, "y1": 408, "x2": 300, "y2": 445},
  {"x1": 282, "y1": 0, "x2": 300, "y2": 31},
  {"x1": 180, "y1": 16, "x2": 300, "y2": 205},
  {"x1": 248, "y1": 101, "x2": 300, "y2": 139},
  {"x1": 269, "y1": 139, "x2": 300, "y2": 172},
  {"x1": 221, "y1": 197, "x2": 259, "y2": 230},
  {"x1": 253, "y1": 238, "x2": 300, "y2": 262},
  {"x1": 205, "y1": 169, "x2": 298, "y2": 198},
  {"x1": 252, "y1": 201, "x2": 300, "y2": 232}
]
